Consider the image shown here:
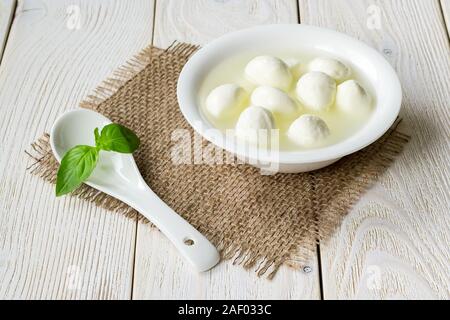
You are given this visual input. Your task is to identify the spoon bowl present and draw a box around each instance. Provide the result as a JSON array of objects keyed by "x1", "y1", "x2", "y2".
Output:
[
  {"x1": 50, "y1": 109, "x2": 220, "y2": 272},
  {"x1": 51, "y1": 109, "x2": 145, "y2": 192}
]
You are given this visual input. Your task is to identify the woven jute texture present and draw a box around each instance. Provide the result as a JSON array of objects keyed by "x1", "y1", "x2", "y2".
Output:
[{"x1": 27, "y1": 43, "x2": 409, "y2": 278}]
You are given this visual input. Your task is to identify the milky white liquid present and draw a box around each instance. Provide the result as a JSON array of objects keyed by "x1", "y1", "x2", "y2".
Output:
[{"x1": 198, "y1": 50, "x2": 375, "y2": 151}]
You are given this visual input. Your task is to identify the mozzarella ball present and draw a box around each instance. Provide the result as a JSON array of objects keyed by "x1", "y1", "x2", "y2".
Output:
[
  {"x1": 206, "y1": 84, "x2": 247, "y2": 119},
  {"x1": 284, "y1": 58, "x2": 303, "y2": 78},
  {"x1": 309, "y1": 57, "x2": 351, "y2": 81},
  {"x1": 245, "y1": 56, "x2": 293, "y2": 90},
  {"x1": 235, "y1": 106, "x2": 274, "y2": 144},
  {"x1": 287, "y1": 114, "x2": 330, "y2": 147},
  {"x1": 335, "y1": 80, "x2": 372, "y2": 113},
  {"x1": 250, "y1": 86, "x2": 297, "y2": 117},
  {"x1": 296, "y1": 72, "x2": 336, "y2": 111}
]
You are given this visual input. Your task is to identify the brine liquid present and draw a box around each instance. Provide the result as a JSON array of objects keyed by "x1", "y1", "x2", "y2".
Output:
[{"x1": 198, "y1": 50, "x2": 374, "y2": 151}]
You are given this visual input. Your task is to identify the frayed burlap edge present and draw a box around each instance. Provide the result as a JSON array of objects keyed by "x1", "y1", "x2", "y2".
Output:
[{"x1": 25, "y1": 42, "x2": 410, "y2": 279}]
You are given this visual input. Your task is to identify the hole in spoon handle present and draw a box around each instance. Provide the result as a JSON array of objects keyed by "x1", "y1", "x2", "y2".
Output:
[
  {"x1": 127, "y1": 187, "x2": 220, "y2": 271},
  {"x1": 175, "y1": 232, "x2": 220, "y2": 272}
]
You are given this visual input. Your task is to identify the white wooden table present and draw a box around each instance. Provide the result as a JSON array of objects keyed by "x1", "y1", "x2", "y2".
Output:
[{"x1": 0, "y1": 0, "x2": 449, "y2": 300}]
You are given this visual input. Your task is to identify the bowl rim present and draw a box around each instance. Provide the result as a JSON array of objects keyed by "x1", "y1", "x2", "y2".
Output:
[{"x1": 177, "y1": 24, "x2": 402, "y2": 164}]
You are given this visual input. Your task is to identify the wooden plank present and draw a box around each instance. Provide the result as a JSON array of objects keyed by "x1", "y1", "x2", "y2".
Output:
[
  {"x1": 153, "y1": 0, "x2": 299, "y2": 47},
  {"x1": 0, "y1": 0, "x2": 16, "y2": 62},
  {"x1": 441, "y1": 0, "x2": 450, "y2": 36},
  {"x1": 133, "y1": 231, "x2": 320, "y2": 299},
  {"x1": 0, "y1": 0, "x2": 154, "y2": 299},
  {"x1": 132, "y1": 0, "x2": 322, "y2": 299},
  {"x1": 299, "y1": 0, "x2": 450, "y2": 299}
]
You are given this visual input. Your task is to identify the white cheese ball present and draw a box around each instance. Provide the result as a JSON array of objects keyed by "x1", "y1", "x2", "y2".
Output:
[
  {"x1": 206, "y1": 84, "x2": 247, "y2": 119},
  {"x1": 335, "y1": 80, "x2": 372, "y2": 113},
  {"x1": 235, "y1": 106, "x2": 274, "y2": 144},
  {"x1": 309, "y1": 57, "x2": 351, "y2": 82},
  {"x1": 287, "y1": 114, "x2": 330, "y2": 147},
  {"x1": 250, "y1": 86, "x2": 297, "y2": 117},
  {"x1": 296, "y1": 72, "x2": 336, "y2": 111},
  {"x1": 245, "y1": 56, "x2": 293, "y2": 90}
]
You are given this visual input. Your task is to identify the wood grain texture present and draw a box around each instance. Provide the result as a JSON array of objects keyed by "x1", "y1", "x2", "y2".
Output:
[
  {"x1": 0, "y1": 0, "x2": 154, "y2": 299},
  {"x1": 153, "y1": 0, "x2": 298, "y2": 47},
  {"x1": 133, "y1": 230, "x2": 319, "y2": 299},
  {"x1": 1, "y1": 0, "x2": 448, "y2": 300},
  {"x1": 133, "y1": 0, "x2": 321, "y2": 300},
  {"x1": 299, "y1": 0, "x2": 450, "y2": 299},
  {"x1": 0, "y1": 0, "x2": 16, "y2": 61}
]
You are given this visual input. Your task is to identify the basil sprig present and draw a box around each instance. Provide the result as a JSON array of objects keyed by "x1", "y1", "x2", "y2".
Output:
[
  {"x1": 56, "y1": 123, "x2": 140, "y2": 196},
  {"x1": 95, "y1": 123, "x2": 140, "y2": 153}
]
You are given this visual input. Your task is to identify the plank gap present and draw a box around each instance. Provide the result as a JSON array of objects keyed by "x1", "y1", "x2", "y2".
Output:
[
  {"x1": 129, "y1": 217, "x2": 140, "y2": 300},
  {"x1": 439, "y1": 0, "x2": 450, "y2": 42},
  {"x1": 295, "y1": 0, "x2": 301, "y2": 23},
  {"x1": 150, "y1": 0, "x2": 158, "y2": 46},
  {"x1": 316, "y1": 244, "x2": 324, "y2": 300},
  {"x1": 0, "y1": 0, "x2": 17, "y2": 65}
]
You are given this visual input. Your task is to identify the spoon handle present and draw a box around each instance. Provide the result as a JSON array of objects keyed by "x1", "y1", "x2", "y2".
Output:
[{"x1": 126, "y1": 185, "x2": 220, "y2": 272}]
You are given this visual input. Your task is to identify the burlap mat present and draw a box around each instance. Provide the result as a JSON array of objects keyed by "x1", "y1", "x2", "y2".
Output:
[{"x1": 27, "y1": 43, "x2": 409, "y2": 278}]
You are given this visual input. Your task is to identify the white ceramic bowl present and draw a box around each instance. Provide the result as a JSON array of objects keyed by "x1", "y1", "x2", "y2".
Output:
[{"x1": 177, "y1": 24, "x2": 402, "y2": 173}]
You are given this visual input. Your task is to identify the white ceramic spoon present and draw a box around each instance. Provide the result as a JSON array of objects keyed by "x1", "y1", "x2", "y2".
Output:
[{"x1": 50, "y1": 109, "x2": 220, "y2": 272}]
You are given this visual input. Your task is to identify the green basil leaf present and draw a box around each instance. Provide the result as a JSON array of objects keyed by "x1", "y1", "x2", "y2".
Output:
[
  {"x1": 94, "y1": 127, "x2": 101, "y2": 147},
  {"x1": 97, "y1": 123, "x2": 140, "y2": 153},
  {"x1": 56, "y1": 145, "x2": 99, "y2": 197}
]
